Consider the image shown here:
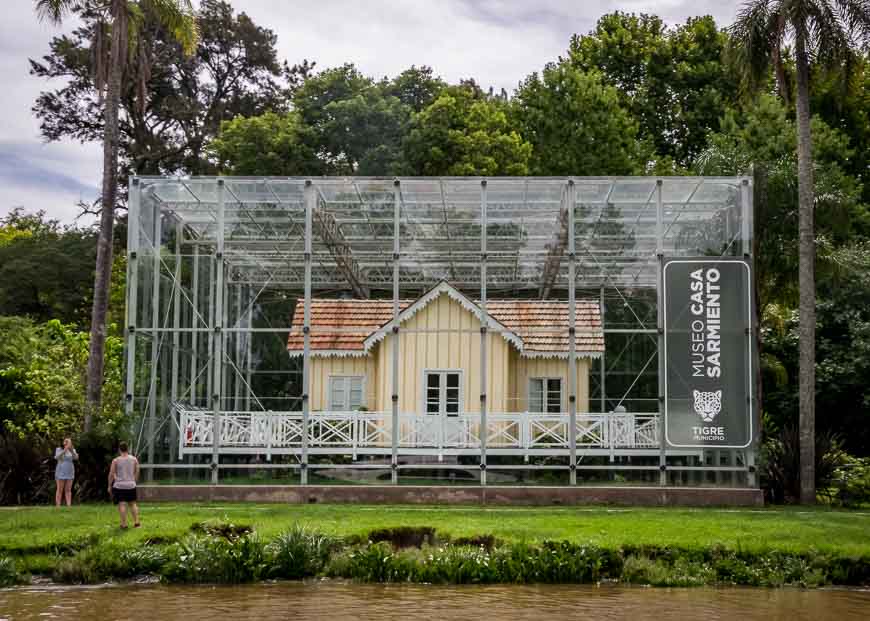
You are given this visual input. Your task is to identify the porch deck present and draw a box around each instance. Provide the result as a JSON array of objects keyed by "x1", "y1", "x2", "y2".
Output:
[{"x1": 178, "y1": 408, "x2": 673, "y2": 459}]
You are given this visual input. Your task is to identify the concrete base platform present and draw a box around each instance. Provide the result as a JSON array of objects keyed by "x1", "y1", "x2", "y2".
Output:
[{"x1": 139, "y1": 485, "x2": 764, "y2": 507}]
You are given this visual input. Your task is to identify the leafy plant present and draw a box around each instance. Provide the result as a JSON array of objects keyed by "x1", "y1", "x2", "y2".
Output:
[
  {"x1": 760, "y1": 426, "x2": 847, "y2": 503},
  {"x1": 266, "y1": 525, "x2": 336, "y2": 579},
  {"x1": 160, "y1": 534, "x2": 267, "y2": 584},
  {"x1": 0, "y1": 555, "x2": 20, "y2": 586}
]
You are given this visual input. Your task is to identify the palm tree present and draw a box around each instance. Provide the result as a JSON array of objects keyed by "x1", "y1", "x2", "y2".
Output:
[
  {"x1": 729, "y1": 1, "x2": 870, "y2": 504},
  {"x1": 35, "y1": 1, "x2": 197, "y2": 431}
]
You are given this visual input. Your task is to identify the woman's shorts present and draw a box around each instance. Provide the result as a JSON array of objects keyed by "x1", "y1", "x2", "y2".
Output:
[{"x1": 112, "y1": 487, "x2": 137, "y2": 503}]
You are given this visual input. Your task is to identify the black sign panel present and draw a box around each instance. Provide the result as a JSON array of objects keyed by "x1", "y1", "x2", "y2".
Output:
[{"x1": 663, "y1": 259, "x2": 753, "y2": 448}]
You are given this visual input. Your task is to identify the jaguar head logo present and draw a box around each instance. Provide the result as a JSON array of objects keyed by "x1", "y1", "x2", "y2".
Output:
[{"x1": 692, "y1": 390, "x2": 722, "y2": 423}]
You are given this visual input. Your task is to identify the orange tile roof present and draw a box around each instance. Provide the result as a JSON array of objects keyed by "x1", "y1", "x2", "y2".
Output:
[{"x1": 287, "y1": 289, "x2": 603, "y2": 357}]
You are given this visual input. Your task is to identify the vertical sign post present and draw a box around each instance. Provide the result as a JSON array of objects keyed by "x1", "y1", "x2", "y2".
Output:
[{"x1": 663, "y1": 259, "x2": 753, "y2": 449}]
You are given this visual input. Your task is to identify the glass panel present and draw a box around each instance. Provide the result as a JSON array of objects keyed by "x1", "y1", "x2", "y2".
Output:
[
  {"x1": 546, "y1": 379, "x2": 562, "y2": 413},
  {"x1": 529, "y1": 378, "x2": 543, "y2": 413},
  {"x1": 330, "y1": 377, "x2": 346, "y2": 410},
  {"x1": 349, "y1": 377, "x2": 364, "y2": 410},
  {"x1": 426, "y1": 373, "x2": 440, "y2": 415},
  {"x1": 445, "y1": 373, "x2": 460, "y2": 416}
]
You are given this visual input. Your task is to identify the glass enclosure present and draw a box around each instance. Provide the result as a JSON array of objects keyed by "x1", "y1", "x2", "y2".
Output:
[{"x1": 126, "y1": 176, "x2": 756, "y2": 487}]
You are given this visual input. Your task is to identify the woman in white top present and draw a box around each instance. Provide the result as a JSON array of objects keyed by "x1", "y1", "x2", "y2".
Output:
[{"x1": 108, "y1": 442, "x2": 140, "y2": 529}]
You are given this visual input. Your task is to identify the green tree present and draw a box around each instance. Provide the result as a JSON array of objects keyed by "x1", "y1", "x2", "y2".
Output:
[
  {"x1": 381, "y1": 65, "x2": 446, "y2": 113},
  {"x1": 697, "y1": 95, "x2": 868, "y2": 312},
  {"x1": 729, "y1": 0, "x2": 870, "y2": 504},
  {"x1": 31, "y1": 0, "x2": 284, "y2": 180},
  {"x1": 809, "y1": 52, "x2": 870, "y2": 205},
  {"x1": 210, "y1": 111, "x2": 322, "y2": 175},
  {"x1": 403, "y1": 85, "x2": 531, "y2": 176},
  {"x1": 567, "y1": 12, "x2": 738, "y2": 168},
  {"x1": 513, "y1": 63, "x2": 643, "y2": 175},
  {"x1": 291, "y1": 64, "x2": 412, "y2": 174},
  {"x1": 0, "y1": 210, "x2": 97, "y2": 326},
  {"x1": 35, "y1": 0, "x2": 198, "y2": 430}
]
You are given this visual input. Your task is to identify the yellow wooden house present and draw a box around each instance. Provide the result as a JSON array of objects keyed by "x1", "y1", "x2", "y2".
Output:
[{"x1": 287, "y1": 282, "x2": 603, "y2": 419}]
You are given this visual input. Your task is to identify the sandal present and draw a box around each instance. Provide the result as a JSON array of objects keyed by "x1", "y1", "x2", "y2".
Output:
[{"x1": 134, "y1": 523, "x2": 141, "y2": 528}]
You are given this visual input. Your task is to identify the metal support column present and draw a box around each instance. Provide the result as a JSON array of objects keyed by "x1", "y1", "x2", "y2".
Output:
[
  {"x1": 479, "y1": 180, "x2": 488, "y2": 487},
  {"x1": 210, "y1": 179, "x2": 225, "y2": 484},
  {"x1": 567, "y1": 180, "x2": 578, "y2": 485},
  {"x1": 742, "y1": 177, "x2": 757, "y2": 488},
  {"x1": 222, "y1": 282, "x2": 230, "y2": 409},
  {"x1": 390, "y1": 179, "x2": 401, "y2": 485},
  {"x1": 206, "y1": 255, "x2": 214, "y2": 408},
  {"x1": 123, "y1": 178, "x2": 140, "y2": 456},
  {"x1": 301, "y1": 180, "x2": 314, "y2": 485},
  {"x1": 244, "y1": 284, "x2": 253, "y2": 412},
  {"x1": 599, "y1": 286, "x2": 605, "y2": 414},
  {"x1": 146, "y1": 189, "x2": 162, "y2": 481},
  {"x1": 190, "y1": 246, "x2": 199, "y2": 406},
  {"x1": 655, "y1": 179, "x2": 667, "y2": 486},
  {"x1": 234, "y1": 284, "x2": 243, "y2": 410},
  {"x1": 169, "y1": 220, "x2": 182, "y2": 470}
]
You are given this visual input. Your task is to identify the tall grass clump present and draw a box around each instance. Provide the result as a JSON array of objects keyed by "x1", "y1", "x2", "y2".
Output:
[
  {"x1": 621, "y1": 555, "x2": 715, "y2": 587},
  {"x1": 327, "y1": 542, "x2": 418, "y2": 582},
  {"x1": 266, "y1": 525, "x2": 337, "y2": 579},
  {"x1": 160, "y1": 534, "x2": 267, "y2": 584},
  {"x1": 0, "y1": 555, "x2": 21, "y2": 586},
  {"x1": 53, "y1": 543, "x2": 167, "y2": 584}
]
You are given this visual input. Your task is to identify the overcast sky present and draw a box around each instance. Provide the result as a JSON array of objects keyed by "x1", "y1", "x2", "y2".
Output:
[{"x1": 0, "y1": 0, "x2": 743, "y2": 225}]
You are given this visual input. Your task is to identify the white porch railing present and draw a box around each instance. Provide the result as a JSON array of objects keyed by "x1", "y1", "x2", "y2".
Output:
[{"x1": 177, "y1": 409, "x2": 661, "y2": 458}]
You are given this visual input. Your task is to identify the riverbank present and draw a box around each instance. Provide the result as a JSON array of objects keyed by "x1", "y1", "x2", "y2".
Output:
[{"x1": 1, "y1": 504, "x2": 868, "y2": 587}]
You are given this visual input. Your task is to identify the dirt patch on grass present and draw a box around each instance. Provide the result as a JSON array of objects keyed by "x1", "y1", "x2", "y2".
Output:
[
  {"x1": 364, "y1": 526, "x2": 438, "y2": 548},
  {"x1": 189, "y1": 521, "x2": 252, "y2": 540}
]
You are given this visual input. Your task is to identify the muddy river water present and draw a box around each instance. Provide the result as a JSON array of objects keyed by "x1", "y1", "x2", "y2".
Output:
[{"x1": 1, "y1": 581, "x2": 869, "y2": 620}]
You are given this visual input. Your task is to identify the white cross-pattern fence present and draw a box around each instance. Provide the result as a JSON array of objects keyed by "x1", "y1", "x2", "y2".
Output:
[{"x1": 177, "y1": 408, "x2": 661, "y2": 459}]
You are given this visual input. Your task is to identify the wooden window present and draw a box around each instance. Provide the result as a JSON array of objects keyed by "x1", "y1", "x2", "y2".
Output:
[
  {"x1": 529, "y1": 378, "x2": 562, "y2": 413},
  {"x1": 328, "y1": 376, "x2": 365, "y2": 411},
  {"x1": 423, "y1": 370, "x2": 462, "y2": 417}
]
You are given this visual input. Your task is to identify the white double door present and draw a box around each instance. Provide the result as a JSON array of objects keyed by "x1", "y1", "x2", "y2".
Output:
[{"x1": 423, "y1": 370, "x2": 464, "y2": 446}]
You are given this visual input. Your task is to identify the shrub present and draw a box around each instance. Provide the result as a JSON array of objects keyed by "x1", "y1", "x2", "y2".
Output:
[
  {"x1": 621, "y1": 554, "x2": 714, "y2": 587},
  {"x1": 832, "y1": 458, "x2": 870, "y2": 508},
  {"x1": 161, "y1": 534, "x2": 267, "y2": 584},
  {"x1": 52, "y1": 544, "x2": 166, "y2": 584},
  {"x1": 760, "y1": 426, "x2": 846, "y2": 503},
  {"x1": 266, "y1": 525, "x2": 336, "y2": 579},
  {"x1": 0, "y1": 555, "x2": 20, "y2": 586},
  {"x1": 327, "y1": 542, "x2": 416, "y2": 582}
]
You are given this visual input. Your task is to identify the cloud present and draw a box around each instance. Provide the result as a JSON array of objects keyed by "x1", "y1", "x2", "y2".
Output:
[{"x1": 0, "y1": 0, "x2": 744, "y2": 223}]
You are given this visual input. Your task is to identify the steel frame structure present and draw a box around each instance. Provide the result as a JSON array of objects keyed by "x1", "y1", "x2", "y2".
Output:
[{"x1": 125, "y1": 176, "x2": 756, "y2": 487}]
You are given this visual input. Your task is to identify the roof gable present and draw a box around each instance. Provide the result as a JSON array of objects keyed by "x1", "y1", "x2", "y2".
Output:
[{"x1": 361, "y1": 281, "x2": 523, "y2": 352}]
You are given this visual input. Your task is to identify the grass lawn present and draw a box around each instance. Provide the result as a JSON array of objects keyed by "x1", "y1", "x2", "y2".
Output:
[{"x1": 2, "y1": 503, "x2": 869, "y2": 558}]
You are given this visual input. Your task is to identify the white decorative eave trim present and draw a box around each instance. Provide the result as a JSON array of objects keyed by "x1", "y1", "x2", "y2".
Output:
[
  {"x1": 521, "y1": 351, "x2": 603, "y2": 360},
  {"x1": 288, "y1": 349, "x2": 369, "y2": 358},
  {"x1": 361, "y1": 281, "x2": 524, "y2": 353}
]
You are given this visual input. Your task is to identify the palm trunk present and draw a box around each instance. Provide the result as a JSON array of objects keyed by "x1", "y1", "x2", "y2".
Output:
[
  {"x1": 794, "y1": 30, "x2": 816, "y2": 505},
  {"x1": 85, "y1": 0, "x2": 127, "y2": 430}
]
